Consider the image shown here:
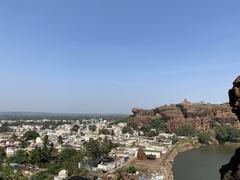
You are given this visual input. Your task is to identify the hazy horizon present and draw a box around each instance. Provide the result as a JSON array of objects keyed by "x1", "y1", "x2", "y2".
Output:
[
  {"x1": 0, "y1": 1, "x2": 239, "y2": 114},
  {"x1": 0, "y1": 99, "x2": 230, "y2": 115}
]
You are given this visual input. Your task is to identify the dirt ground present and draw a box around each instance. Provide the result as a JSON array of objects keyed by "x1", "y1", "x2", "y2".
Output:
[{"x1": 123, "y1": 158, "x2": 162, "y2": 173}]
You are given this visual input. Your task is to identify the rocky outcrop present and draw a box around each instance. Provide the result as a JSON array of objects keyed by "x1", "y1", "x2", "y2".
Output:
[
  {"x1": 132, "y1": 100, "x2": 239, "y2": 133},
  {"x1": 229, "y1": 75, "x2": 240, "y2": 120},
  {"x1": 220, "y1": 76, "x2": 240, "y2": 180}
]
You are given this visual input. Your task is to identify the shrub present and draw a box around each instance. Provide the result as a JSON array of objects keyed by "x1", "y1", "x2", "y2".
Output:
[
  {"x1": 216, "y1": 125, "x2": 240, "y2": 143},
  {"x1": 22, "y1": 130, "x2": 40, "y2": 141},
  {"x1": 175, "y1": 124, "x2": 196, "y2": 137},
  {"x1": 198, "y1": 131, "x2": 211, "y2": 144}
]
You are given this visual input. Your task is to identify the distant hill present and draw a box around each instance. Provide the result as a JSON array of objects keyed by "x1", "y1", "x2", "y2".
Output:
[{"x1": 0, "y1": 112, "x2": 128, "y2": 120}]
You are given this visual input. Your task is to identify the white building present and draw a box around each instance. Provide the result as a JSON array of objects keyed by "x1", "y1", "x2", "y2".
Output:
[{"x1": 6, "y1": 147, "x2": 15, "y2": 157}]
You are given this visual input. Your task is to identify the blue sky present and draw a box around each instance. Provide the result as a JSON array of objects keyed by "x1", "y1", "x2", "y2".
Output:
[{"x1": 0, "y1": 1, "x2": 239, "y2": 114}]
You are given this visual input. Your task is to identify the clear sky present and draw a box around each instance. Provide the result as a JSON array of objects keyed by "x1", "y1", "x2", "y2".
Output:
[{"x1": 0, "y1": 1, "x2": 239, "y2": 114}]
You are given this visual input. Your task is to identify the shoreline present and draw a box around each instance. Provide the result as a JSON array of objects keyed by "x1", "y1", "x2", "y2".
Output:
[
  {"x1": 161, "y1": 142, "x2": 197, "y2": 180},
  {"x1": 161, "y1": 141, "x2": 240, "y2": 180}
]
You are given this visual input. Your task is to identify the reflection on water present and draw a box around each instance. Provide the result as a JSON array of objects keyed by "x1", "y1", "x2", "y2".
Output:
[{"x1": 173, "y1": 144, "x2": 240, "y2": 180}]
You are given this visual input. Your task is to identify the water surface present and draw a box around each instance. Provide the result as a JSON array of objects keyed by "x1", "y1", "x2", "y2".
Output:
[{"x1": 173, "y1": 144, "x2": 239, "y2": 180}]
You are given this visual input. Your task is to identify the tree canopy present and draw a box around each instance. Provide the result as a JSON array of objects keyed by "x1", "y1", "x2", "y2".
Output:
[
  {"x1": 0, "y1": 124, "x2": 12, "y2": 133},
  {"x1": 122, "y1": 126, "x2": 133, "y2": 134},
  {"x1": 88, "y1": 125, "x2": 96, "y2": 131},
  {"x1": 71, "y1": 125, "x2": 80, "y2": 132},
  {"x1": 175, "y1": 124, "x2": 196, "y2": 137},
  {"x1": 99, "y1": 128, "x2": 111, "y2": 135},
  {"x1": 216, "y1": 125, "x2": 240, "y2": 143},
  {"x1": 198, "y1": 131, "x2": 211, "y2": 144},
  {"x1": 22, "y1": 130, "x2": 40, "y2": 141}
]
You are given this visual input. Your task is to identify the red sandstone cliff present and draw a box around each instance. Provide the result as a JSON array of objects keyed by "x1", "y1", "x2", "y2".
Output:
[{"x1": 132, "y1": 100, "x2": 239, "y2": 133}]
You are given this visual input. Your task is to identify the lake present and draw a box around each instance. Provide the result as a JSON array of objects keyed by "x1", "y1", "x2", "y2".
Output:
[{"x1": 173, "y1": 144, "x2": 240, "y2": 180}]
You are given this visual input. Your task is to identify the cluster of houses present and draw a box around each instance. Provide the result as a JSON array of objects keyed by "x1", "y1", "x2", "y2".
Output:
[{"x1": 0, "y1": 118, "x2": 175, "y2": 179}]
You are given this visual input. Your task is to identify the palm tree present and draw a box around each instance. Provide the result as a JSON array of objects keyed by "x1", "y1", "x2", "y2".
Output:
[{"x1": 58, "y1": 135, "x2": 63, "y2": 145}]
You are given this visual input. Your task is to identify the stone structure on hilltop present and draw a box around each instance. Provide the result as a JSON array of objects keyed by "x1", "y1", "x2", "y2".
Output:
[{"x1": 132, "y1": 99, "x2": 239, "y2": 133}]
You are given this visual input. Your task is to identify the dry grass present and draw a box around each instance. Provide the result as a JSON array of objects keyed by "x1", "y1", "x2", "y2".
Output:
[{"x1": 123, "y1": 158, "x2": 162, "y2": 173}]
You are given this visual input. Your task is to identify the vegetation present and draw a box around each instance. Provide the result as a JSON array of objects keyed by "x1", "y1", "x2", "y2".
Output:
[
  {"x1": 110, "y1": 115, "x2": 134, "y2": 125},
  {"x1": 9, "y1": 149, "x2": 29, "y2": 164},
  {"x1": 88, "y1": 125, "x2": 96, "y2": 131},
  {"x1": 58, "y1": 135, "x2": 63, "y2": 145},
  {"x1": 122, "y1": 126, "x2": 133, "y2": 134},
  {"x1": 84, "y1": 138, "x2": 119, "y2": 162},
  {"x1": 11, "y1": 133, "x2": 17, "y2": 141},
  {"x1": 116, "y1": 166, "x2": 137, "y2": 174},
  {"x1": 31, "y1": 147, "x2": 85, "y2": 179},
  {"x1": 5, "y1": 135, "x2": 87, "y2": 179},
  {"x1": 98, "y1": 128, "x2": 111, "y2": 135},
  {"x1": 71, "y1": 125, "x2": 80, "y2": 132},
  {"x1": 20, "y1": 139, "x2": 28, "y2": 148},
  {"x1": 171, "y1": 135, "x2": 178, "y2": 144},
  {"x1": 22, "y1": 130, "x2": 40, "y2": 141},
  {"x1": 0, "y1": 124, "x2": 12, "y2": 133},
  {"x1": 138, "y1": 126, "x2": 158, "y2": 137},
  {"x1": 0, "y1": 147, "x2": 6, "y2": 163},
  {"x1": 175, "y1": 124, "x2": 196, "y2": 137},
  {"x1": 198, "y1": 131, "x2": 211, "y2": 144},
  {"x1": 216, "y1": 125, "x2": 240, "y2": 143},
  {"x1": 151, "y1": 117, "x2": 168, "y2": 132},
  {"x1": 7, "y1": 136, "x2": 53, "y2": 165},
  {"x1": 0, "y1": 165, "x2": 27, "y2": 180}
]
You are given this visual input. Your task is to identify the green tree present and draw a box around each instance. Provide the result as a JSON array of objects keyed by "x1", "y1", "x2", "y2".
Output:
[
  {"x1": 99, "y1": 128, "x2": 111, "y2": 135},
  {"x1": 80, "y1": 132, "x2": 85, "y2": 136},
  {"x1": 171, "y1": 135, "x2": 178, "y2": 145},
  {"x1": 0, "y1": 165, "x2": 27, "y2": 180},
  {"x1": 58, "y1": 135, "x2": 63, "y2": 145},
  {"x1": 71, "y1": 125, "x2": 80, "y2": 132},
  {"x1": 28, "y1": 148, "x2": 42, "y2": 164},
  {"x1": 0, "y1": 124, "x2": 12, "y2": 133},
  {"x1": 151, "y1": 117, "x2": 168, "y2": 132},
  {"x1": 126, "y1": 166, "x2": 137, "y2": 174},
  {"x1": 110, "y1": 129, "x2": 115, "y2": 136},
  {"x1": 31, "y1": 171, "x2": 54, "y2": 180},
  {"x1": 84, "y1": 139, "x2": 101, "y2": 161},
  {"x1": 88, "y1": 125, "x2": 96, "y2": 131},
  {"x1": 57, "y1": 148, "x2": 78, "y2": 163},
  {"x1": 198, "y1": 131, "x2": 211, "y2": 144},
  {"x1": 100, "y1": 137, "x2": 113, "y2": 156},
  {"x1": 11, "y1": 133, "x2": 17, "y2": 141},
  {"x1": 41, "y1": 136, "x2": 54, "y2": 163},
  {"x1": 20, "y1": 139, "x2": 28, "y2": 148},
  {"x1": 22, "y1": 130, "x2": 40, "y2": 141},
  {"x1": 216, "y1": 125, "x2": 240, "y2": 143},
  {"x1": 10, "y1": 149, "x2": 29, "y2": 164},
  {"x1": 175, "y1": 124, "x2": 196, "y2": 137},
  {"x1": 0, "y1": 147, "x2": 6, "y2": 163},
  {"x1": 122, "y1": 126, "x2": 133, "y2": 134},
  {"x1": 55, "y1": 148, "x2": 85, "y2": 176}
]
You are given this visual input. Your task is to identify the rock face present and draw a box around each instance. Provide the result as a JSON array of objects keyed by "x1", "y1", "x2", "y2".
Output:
[
  {"x1": 220, "y1": 76, "x2": 240, "y2": 180},
  {"x1": 229, "y1": 75, "x2": 240, "y2": 120},
  {"x1": 132, "y1": 100, "x2": 239, "y2": 133}
]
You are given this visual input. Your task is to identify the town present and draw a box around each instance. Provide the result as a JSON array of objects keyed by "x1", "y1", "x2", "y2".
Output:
[
  {"x1": 0, "y1": 117, "x2": 173, "y2": 180},
  {"x1": 0, "y1": 100, "x2": 240, "y2": 180}
]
